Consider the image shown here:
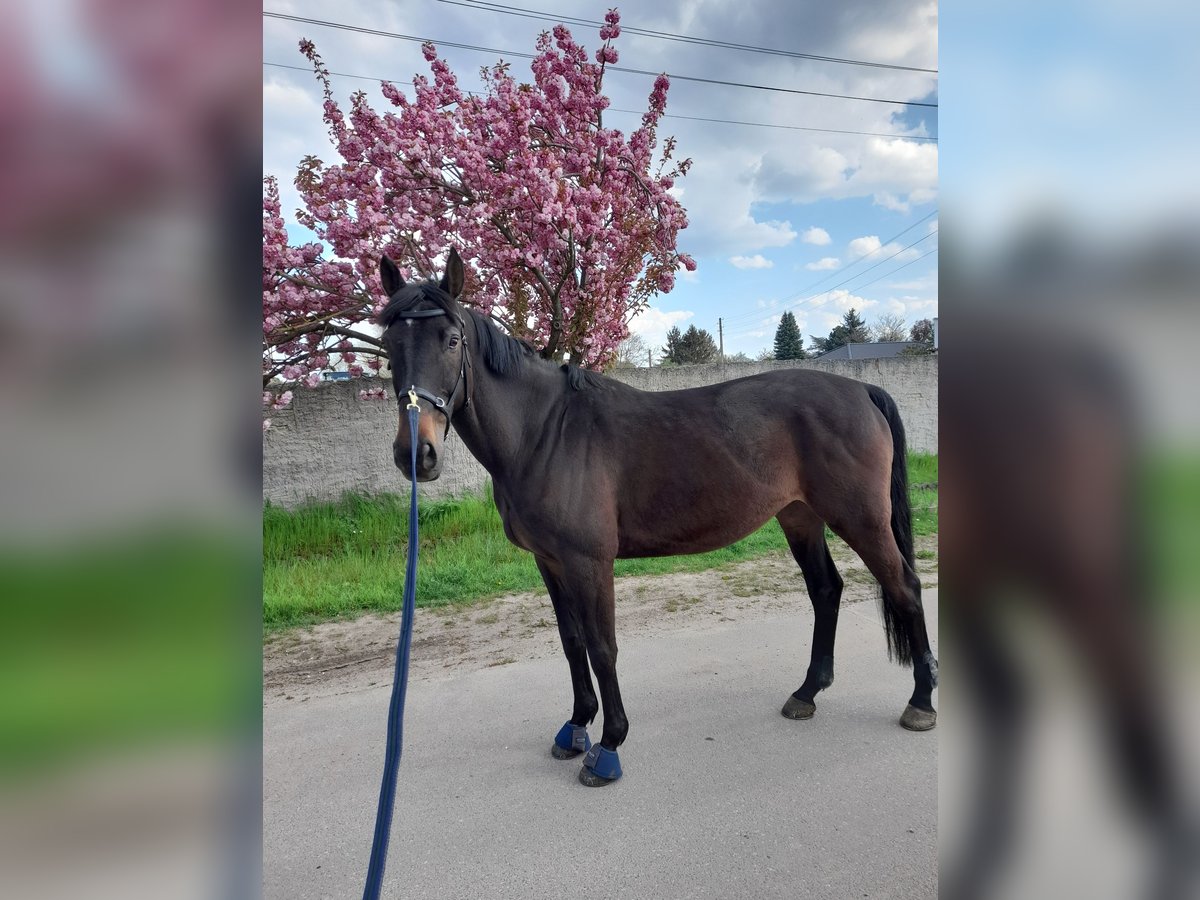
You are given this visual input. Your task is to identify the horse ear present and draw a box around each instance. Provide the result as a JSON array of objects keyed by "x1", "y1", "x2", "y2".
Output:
[
  {"x1": 440, "y1": 247, "x2": 465, "y2": 299},
  {"x1": 380, "y1": 255, "x2": 404, "y2": 297}
]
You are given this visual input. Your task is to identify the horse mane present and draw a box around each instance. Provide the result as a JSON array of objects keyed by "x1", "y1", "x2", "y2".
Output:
[
  {"x1": 377, "y1": 281, "x2": 605, "y2": 393},
  {"x1": 469, "y1": 308, "x2": 608, "y2": 392}
]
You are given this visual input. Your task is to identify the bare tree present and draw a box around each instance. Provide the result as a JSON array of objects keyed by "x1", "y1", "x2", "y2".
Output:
[
  {"x1": 613, "y1": 332, "x2": 650, "y2": 368},
  {"x1": 872, "y1": 313, "x2": 909, "y2": 343}
]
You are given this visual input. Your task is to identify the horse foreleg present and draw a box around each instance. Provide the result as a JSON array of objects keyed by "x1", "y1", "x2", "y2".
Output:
[
  {"x1": 537, "y1": 558, "x2": 599, "y2": 760},
  {"x1": 554, "y1": 556, "x2": 626, "y2": 787}
]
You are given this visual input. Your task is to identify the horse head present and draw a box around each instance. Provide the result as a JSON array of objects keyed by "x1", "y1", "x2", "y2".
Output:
[{"x1": 378, "y1": 248, "x2": 470, "y2": 482}]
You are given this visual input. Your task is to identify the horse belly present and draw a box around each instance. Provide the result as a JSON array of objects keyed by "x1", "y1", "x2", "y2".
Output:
[{"x1": 615, "y1": 492, "x2": 788, "y2": 559}]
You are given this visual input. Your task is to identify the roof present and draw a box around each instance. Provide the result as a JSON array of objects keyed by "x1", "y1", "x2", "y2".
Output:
[{"x1": 814, "y1": 341, "x2": 923, "y2": 360}]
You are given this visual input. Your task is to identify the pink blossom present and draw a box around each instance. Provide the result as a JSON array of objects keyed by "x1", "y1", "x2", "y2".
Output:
[
  {"x1": 273, "y1": 390, "x2": 294, "y2": 409},
  {"x1": 264, "y1": 19, "x2": 691, "y2": 376}
]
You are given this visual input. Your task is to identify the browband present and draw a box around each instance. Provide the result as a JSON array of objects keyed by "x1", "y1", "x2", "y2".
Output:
[{"x1": 396, "y1": 308, "x2": 448, "y2": 319}]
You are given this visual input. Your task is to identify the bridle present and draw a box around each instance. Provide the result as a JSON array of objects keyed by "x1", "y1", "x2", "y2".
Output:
[{"x1": 392, "y1": 305, "x2": 473, "y2": 439}]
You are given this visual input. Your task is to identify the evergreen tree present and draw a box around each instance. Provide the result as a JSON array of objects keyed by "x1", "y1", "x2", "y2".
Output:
[
  {"x1": 660, "y1": 326, "x2": 684, "y2": 365},
  {"x1": 810, "y1": 307, "x2": 871, "y2": 354},
  {"x1": 772, "y1": 311, "x2": 805, "y2": 359},
  {"x1": 663, "y1": 324, "x2": 718, "y2": 364},
  {"x1": 676, "y1": 324, "x2": 718, "y2": 364}
]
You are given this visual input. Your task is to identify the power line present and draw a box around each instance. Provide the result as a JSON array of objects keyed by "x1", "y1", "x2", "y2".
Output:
[
  {"x1": 263, "y1": 11, "x2": 937, "y2": 109},
  {"x1": 263, "y1": 61, "x2": 937, "y2": 143},
  {"x1": 620, "y1": 109, "x2": 935, "y2": 142},
  {"x1": 808, "y1": 229, "x2": 938, "y2": 301},
  {"x1": 722, "y1": 211, "x2": 937, "y2": 327},
  {"x1": 730, "y1": 233, "x2": 937, "y2": 331},
  {"x1": 847, "y1": 245, "x2": 938, "y2": 293},
  {"x1": 729, "y1": 246, "x2": 939, "y2": 340},
  {"x1": 437, "y1": 0, "x2": 938, "y2": 74}
]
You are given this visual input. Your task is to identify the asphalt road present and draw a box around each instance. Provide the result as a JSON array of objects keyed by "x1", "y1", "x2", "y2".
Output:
[{"x1": 264, "y1": 591, "x2": 938, "y2": 899}]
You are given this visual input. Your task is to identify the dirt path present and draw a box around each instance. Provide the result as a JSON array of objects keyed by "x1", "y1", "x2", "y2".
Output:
[{"x1": 263, "y1": 536, "x2": 937, "y2": 702}]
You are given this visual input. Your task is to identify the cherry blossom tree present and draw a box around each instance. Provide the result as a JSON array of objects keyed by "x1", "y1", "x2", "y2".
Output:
[{"x1": 263, "y1": 9, "x2": 694, "y2": 411}]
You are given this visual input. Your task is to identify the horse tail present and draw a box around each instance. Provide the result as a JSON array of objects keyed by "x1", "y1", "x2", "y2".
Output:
[{"x1": 867, "y1": 384, "x2": 917, "y2": 665}]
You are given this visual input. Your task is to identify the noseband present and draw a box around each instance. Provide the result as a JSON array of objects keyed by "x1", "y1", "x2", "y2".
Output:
[{"x1": 395, "y1": 306, "x2": 472, "y2": 439}]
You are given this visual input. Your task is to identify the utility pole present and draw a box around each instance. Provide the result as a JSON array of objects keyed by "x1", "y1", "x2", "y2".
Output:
[
  {"x1": 647, "y1": 349, "x2": 653, "y2": 368},
  {"x1": 718, "y1": 317, "x2": 724, "y2": 363}
]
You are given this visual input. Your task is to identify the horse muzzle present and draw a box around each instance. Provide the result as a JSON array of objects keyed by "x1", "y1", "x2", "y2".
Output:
[
  {"x1": 394, "y1": 409, "x2": 444, "y2": 481},
  {"x1": 394, "y1": 436, "x2": 441, "y2": 481}
]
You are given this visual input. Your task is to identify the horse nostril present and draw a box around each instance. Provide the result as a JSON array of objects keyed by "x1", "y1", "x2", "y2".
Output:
[{"x1": 419, "y1": 441, "x2": 437, "y2": 470}]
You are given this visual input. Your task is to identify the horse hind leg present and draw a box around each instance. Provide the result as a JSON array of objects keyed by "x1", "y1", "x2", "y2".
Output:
[
  {"x1": 776, "y1": 502, "x2": 844, "y2": 720},
  {"x1": 830, "y1": 513, "x2": 937, "y2": 730}
]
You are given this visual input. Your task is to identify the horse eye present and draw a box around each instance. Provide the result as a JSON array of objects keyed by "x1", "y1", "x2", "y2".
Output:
[{"x1": 448, "y1": 335, "x2": 460, "y2": 349}]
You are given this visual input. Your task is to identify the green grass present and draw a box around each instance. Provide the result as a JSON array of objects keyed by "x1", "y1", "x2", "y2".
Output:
[
  {"x1": 1144, "y1": 455, "x2": 1200, "y2": 609},
  {"x1": 2, "y1": 531, "x2": 254, "y2": 774},
  {"x1": 264, "y1": 453, "x2": 938, "y2": 630}
]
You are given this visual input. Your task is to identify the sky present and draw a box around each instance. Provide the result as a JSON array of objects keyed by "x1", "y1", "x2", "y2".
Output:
[{"x1": 263, "y1": 0, "x2": 938, "y2": 359}]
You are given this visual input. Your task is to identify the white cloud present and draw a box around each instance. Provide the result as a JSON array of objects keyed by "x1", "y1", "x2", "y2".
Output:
[
  {"x1": 753, "y1": 137, "x2": 938, "y2": 213},
  {"x1": 628, "y1": 306, "x2": 694, "y2": 349},
  {"x1": 805, "y1": 257, "x2": 840, "y2": 271},
  {"x1": 901, "y1": 298, "x2": 938, "y2": 313},
  {"x1": 816, "y1": 288, "x2": 877, "y2": 314},
  {"x1": 801, "y1": 226, "x2": 831, "y2": 246},
  {"x1": 660, "y1": 148, "x2": 798, "y2": 256},
  {"x1": 848, "y1": 235, "x2": 922, "y2": 261},
  {"x1": 848, "y1": 236, "x2": 882, "y2": 259},
  {"x1": 730, "y1": 254, "x2": 774, "y2": 270}
]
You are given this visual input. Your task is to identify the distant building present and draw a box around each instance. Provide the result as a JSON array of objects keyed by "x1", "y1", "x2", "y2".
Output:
[
  {"x1": 813, "y1": 341, "x2": 923, "y2": 360},
  {"x1": 321, "y1": 371, "x2": 352, "y2": 381}
]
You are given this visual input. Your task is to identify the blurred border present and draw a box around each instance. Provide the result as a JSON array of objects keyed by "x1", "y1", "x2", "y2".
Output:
[
  {"x1": 0, "y1": 1, "x2": 263, "y2": 898},
  {"x1": 941, "y1": 2, "x2": 1199, "y2": 898}
]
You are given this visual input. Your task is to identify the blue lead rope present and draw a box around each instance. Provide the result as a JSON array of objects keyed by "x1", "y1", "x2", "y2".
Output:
[{"x1": 362, "y1": 401, "x2": 421, "y2": 900}]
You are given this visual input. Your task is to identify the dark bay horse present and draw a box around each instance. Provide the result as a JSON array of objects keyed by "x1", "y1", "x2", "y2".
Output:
[{"x1": 377, "y1": 249, "x2": 937, "y2": 786}]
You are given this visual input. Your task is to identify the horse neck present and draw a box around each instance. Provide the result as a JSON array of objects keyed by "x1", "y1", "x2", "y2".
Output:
[{"x1": 451, "y1": 322, "x2": 563, "y2": 479}]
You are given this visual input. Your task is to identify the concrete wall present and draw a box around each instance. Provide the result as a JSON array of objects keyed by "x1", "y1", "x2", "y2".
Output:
[{"x1": 263, "y1": 355, "x2": 937, "y2": 508}]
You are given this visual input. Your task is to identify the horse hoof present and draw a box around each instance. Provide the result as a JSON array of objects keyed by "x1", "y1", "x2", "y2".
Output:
[
  {"x1": 578, "y1": 767, "x2": 620, "y2": 787},
  {"x1": 578, "y1": 745, "x2": 622, "y2": 786},
  {"x1": 551, "y1": 743, "x2": 583, "y2": 760},
  {"x1": 900, "y1": 704, "x2": 937, "y2": 731},
  {"x1": 781, "y1": 695, "x2": 816, "y2": 720},
  {"x1": 552, "y1": 721, "x2": 590, "y2": 760}
]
